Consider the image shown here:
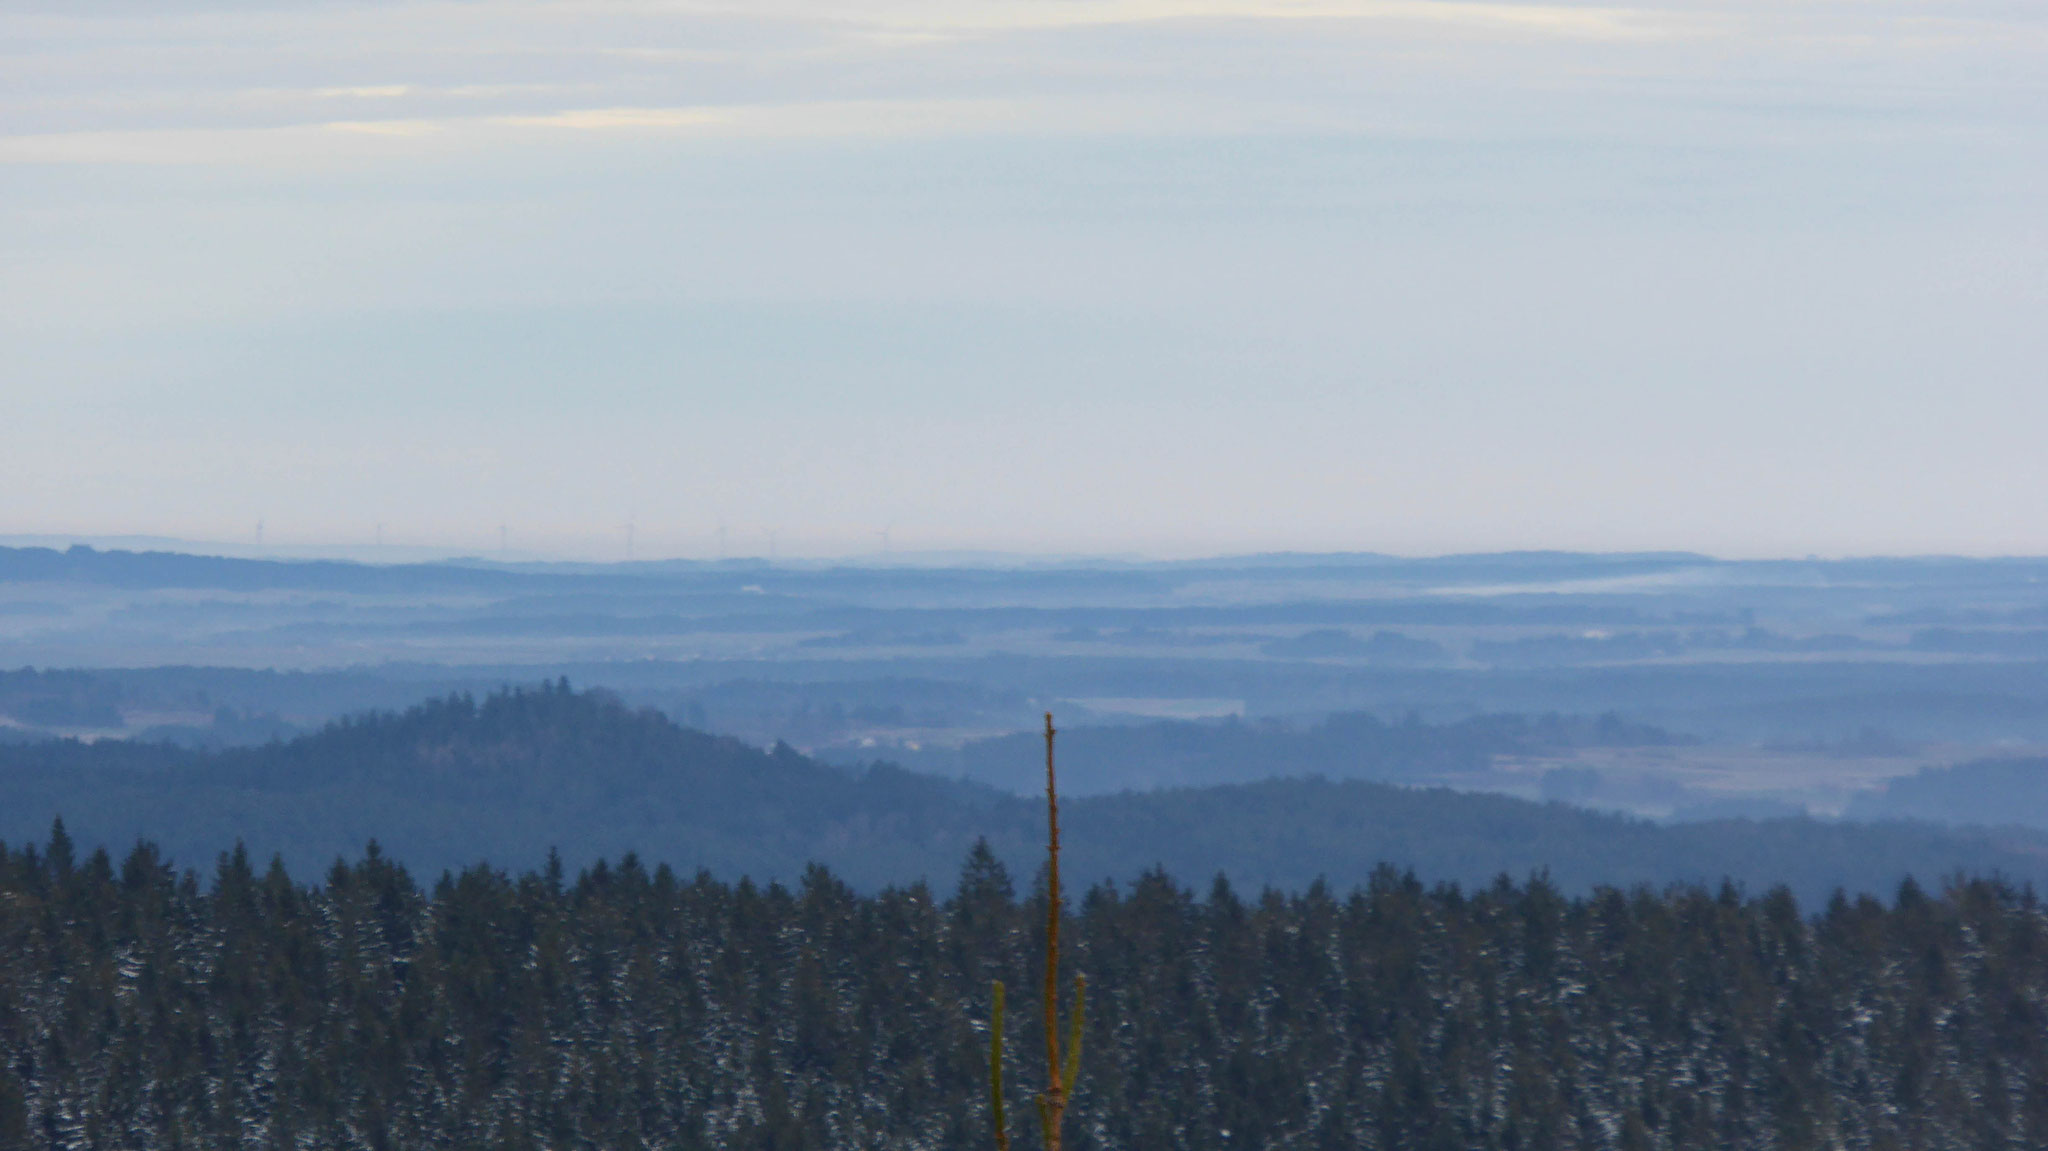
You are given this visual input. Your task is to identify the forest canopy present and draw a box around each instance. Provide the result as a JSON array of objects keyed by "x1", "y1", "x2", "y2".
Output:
[{"x1": 0, "y1": 828, "x2": 2040, "y2": 1150}]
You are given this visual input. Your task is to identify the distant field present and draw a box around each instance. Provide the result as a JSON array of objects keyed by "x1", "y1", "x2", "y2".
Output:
[
  {"x1": 1482, "y1": 743, "x2": 1986, "y2": 819},
  {"x1": 13, "y1": 547, "x2": 2048, "y2": 825}
]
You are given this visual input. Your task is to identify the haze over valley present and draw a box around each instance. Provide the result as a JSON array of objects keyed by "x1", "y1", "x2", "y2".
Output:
[
  {"x1": 8, "y1": 543, "x2": 2048, "y2": 845},
  {"x1": 5, "y1": 0, "x2": 2047, "y2": 1144}
]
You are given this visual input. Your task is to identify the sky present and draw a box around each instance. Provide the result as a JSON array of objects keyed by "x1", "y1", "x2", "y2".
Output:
[{"x1": 2, "y1": 0, "x2": 2044, "y2": 561}]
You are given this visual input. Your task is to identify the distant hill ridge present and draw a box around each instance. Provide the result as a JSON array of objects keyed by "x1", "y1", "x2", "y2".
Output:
[
  {"x1": 0, "y1": 543, "x2": 546, "y2": 592},
  {"x1": 2, "y1": 684, "x2": 2046, "y2": 905}
]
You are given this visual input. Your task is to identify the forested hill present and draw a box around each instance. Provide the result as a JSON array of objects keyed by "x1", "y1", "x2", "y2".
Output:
[
  {"x1": 3, "y1": 685, "x2": 2048, "y2": 902},
  {"x1": 0, "y1": 685, "x2": 994, "y2": 891}
]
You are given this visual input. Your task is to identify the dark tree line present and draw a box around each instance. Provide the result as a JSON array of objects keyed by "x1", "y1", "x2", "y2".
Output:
[{"x1": 0, "y1": 824, "x2": 2043, "y2": 1150}]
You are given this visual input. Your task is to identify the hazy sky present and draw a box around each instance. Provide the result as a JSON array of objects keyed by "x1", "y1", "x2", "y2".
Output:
[{"x1": 3, "y1": 0, "x2": 2043, "y2": 560}]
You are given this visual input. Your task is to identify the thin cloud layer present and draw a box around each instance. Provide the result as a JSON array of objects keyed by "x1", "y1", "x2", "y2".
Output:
[
  {"x1": 0, "y1": 0, "x2": 2044, "y2": 557},
  {"x1": 5, "y1": 0, "x2": 2037, "y2": 158}
]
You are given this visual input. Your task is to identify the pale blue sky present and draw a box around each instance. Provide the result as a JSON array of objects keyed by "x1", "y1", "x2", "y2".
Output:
[{"x1": 3, "y1": 0, "x2": 2044, "y2": 559}]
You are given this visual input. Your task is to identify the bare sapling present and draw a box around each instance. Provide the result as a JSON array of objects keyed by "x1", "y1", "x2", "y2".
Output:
[{"x1": 989, "y1": 712, "x2": 1086, "y2": 1151}]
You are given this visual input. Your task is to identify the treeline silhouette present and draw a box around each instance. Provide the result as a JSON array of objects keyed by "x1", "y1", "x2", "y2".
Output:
[{"x1": 0, "y1": 828, "x2": 2042, "y2": 1150}]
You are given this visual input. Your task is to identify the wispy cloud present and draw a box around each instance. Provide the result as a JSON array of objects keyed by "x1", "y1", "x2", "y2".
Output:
[
  {"x1": 494, "y1": 106, "x2": 723, "y2": 130},
  {"x1": 312, "y1": 85, "x2": 413, "y2": 100},
  {"x1": 324, "y1": 118, "x2": 440, "y2": 136},
  {"x1": 0, "y1": 95, "x2": 1241, "y2": 165},
  {"x1": 6, "y1": 0, "x2": 2036, "y2": 166},
  {"x1": 828, "y1": 0, "x2": 1717, "y2": 41},
  {"x1": 7, "y1": 0, "x2": 2037, "y2": 150}
]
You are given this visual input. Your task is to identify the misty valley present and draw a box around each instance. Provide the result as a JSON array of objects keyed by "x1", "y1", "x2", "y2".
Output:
[
  {"x1": 9, "y1": 0, "x2": 2042, "y2": 1140},
  {"x1": 4, "y1": 546, "x2": 2048, "y2": 1149},
  {"x1": 8, "y1": 545, "x2": 2048, "y2": 831}
]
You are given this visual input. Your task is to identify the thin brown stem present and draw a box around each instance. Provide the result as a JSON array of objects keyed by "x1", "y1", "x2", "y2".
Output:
[{"x1": 1042, "y1": 711, "x2": 1064, "y2": 1151}]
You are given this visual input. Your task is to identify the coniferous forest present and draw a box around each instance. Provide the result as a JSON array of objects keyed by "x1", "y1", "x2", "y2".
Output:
[{"x1": 0, "y1": 824, "x2": 2042, "y2": 1150}]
